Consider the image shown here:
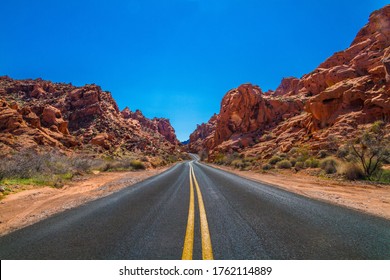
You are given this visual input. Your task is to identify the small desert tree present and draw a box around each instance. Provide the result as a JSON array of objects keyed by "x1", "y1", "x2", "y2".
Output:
[{"x1": 348, "y1": 121, "x2": 390, "y2": 180}]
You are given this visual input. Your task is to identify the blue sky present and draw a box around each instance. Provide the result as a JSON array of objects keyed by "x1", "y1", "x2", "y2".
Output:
[{"x1": 1, "y1": 1, "x2": 387, "y2": 141}]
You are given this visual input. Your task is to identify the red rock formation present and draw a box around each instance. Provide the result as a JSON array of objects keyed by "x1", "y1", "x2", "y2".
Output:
[
  {"x1": 0, "y1": 76, "x2": 180, "y2": 157},
  {"x1": 189, "y1": 114, "x2": 218, "y2": 153},
  {"x1": 189, "y1": 5, "x2": 390, "y2": 159},
  {"x1": 156, "y1": 118, "x2": 180, "y2": 145},
  {"x1": 121, "y1": 107, "x2": 179, "y2": 145},
  {"x1": 303, "y1": 5, "x2": 390, "y2": 129},
  {"x1": 214, "y1": 84, "x2": 304, "y2": 147}
]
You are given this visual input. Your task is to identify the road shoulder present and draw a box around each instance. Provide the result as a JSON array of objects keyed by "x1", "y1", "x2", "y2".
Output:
[
  {"x1": 208, "y1": 164, "x2": 390, "y2": 220},
  {"x1": 0, "y1": 166, "x2": 171, "y2": 236}
]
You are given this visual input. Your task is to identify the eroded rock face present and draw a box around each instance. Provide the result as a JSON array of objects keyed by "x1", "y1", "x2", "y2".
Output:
[
  {"x1": 274, "y1": 77, "x2": 301, "y2": 96},
  {"x1": 42, "y1": 105, "x2": 70, "y2": 135},
  {"x1": 189, "y1": 5, "x2": 390, "y2": 159},
  {"x1": 0, "y1": 76, "x2": 180, "y2": 156},
  {"x1": 121, "y1": 108, "x2": 179, "y2": 145},
  {"x1": 214, "y1": 83, "x2": 303, "y2": 147},
  {"x1": 156, "y1": 118, "x2": 179, "y2": 145},
  {"x1": 303, "y1": 5, "x2": 390, "y2": 129},
  {"x1": 189, "y1": 114, "x2": 218, "y2": 153},
  {"x1": 0, "y1": 100, "x2": 25, "y2": 132}
]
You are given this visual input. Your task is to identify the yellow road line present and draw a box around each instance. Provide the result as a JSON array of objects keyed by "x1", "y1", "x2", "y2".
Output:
[
  {"x1": 191, "y1": 165, "x2": 214, "y2": 260},
  {"x1": 181, "y1": 166, "x2": 195, "y2": 260}
]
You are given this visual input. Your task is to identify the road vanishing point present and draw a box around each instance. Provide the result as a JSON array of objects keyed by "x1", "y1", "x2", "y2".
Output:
[{"x1": 0, "y1": 157, "x2": 389, "y2": 259}]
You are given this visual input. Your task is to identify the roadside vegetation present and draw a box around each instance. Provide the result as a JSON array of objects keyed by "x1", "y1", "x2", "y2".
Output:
[
  {"x1": 206, "y1": 121, "x2": 390, "y2": 184},
  {"x1": 0, "y1": 148, "x2": 188, "y2": 199},
  {"x1": 0, "y1": 149, "x2": 146, "y2": 188}
]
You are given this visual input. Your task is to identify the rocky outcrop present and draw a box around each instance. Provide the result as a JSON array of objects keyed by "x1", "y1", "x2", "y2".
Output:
[
  {"x1": 0, "y1": 76, "x2": 180, "y2": 157},
  {"x1": 42, "y1": 105, "x2": 69, "y2": 134},
  {"x1": 214, "y1": 84, "x2": 304, "y2": 147},
  {"x1": 0, "y1": 98, "x2": 77, "y2": 155},
  {"x1": 273, "y1": 77, "x2": 301, "y2": 96},
  {"x1": 156, "y1": 118, "x2": 179, "y2": 145},
  {"x1": 303, "y1": 5, "x2": 390, "y2": 130},
  {"x1": 189, "y1": 5, "x2": 390, "y2": 159},
  {"x1": 189, "y1": 114, "x2": 218, "y2": 153},
  {"x1": 121, "y1": 107, "x2": 179, "y2": 145}
]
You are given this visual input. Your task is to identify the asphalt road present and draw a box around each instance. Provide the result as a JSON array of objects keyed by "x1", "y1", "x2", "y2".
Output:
[{"x1": 0, "y1": 159, "x2": 389, "y2": 259}]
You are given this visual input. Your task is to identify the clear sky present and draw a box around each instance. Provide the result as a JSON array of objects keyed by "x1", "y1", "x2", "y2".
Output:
[{"x1": 1, "y1": 1, "x2": 387, "y2": 141}]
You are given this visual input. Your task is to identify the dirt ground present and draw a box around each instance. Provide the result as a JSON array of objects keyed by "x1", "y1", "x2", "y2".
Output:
[
  {"x1": 0, "y1": 167, "x2": 170, "y2": 236},
  {"x1": 211, "y1": 164, "x2": 390, "y2": 220},
  {"x1": 1, "y1": 163, "x2": 389, "y2": 237}
]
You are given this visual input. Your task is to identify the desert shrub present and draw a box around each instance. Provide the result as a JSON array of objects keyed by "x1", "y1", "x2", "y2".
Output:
[
  {"x1": 231, "y1": 159, "x2": 245, "y2": 169},
  {"x1": 290, "y1": 158, "x2": 297, "y2": 167},
  {"x1": 214, "y1": 153, "x2": 227, "y2": 165},
  {"x1": 70, "y1": 157, "x2": 95, "y2": 173},
  {"x1": 244, "y1": 156, "x2": 257, "y2": 162},
  {"x1": 0, "y1": 150, "x2": 72, "y2": 179},
  {"x1": 0, "y1": 150, "x2": 97, "y2": 187},
  {"x1": 342, "y1": 163, "x2": 365, "y2": 180},
  {"x1": 348, "y1": 121, "x2": 390, "y2": 180},
  {"x1": 130, "y1": 160, "x2": 146, "y2": 170},
  {"x1": 317, "y1": 150, "x2": 328, "y2": 159},
  {"x1": 294, "y1": 161, "x2": 304, "y2": 171},
  {"x1": 336, "y1": 145, "x2": 349, "y2": 159},
  {"x1": 320, "y1": 157, "x2": 339, "y2": 174},
  {"x1": 288, "y1": 147, "x2": 299, "y2": 155},
  {"x1": 269, "y1": 156, "x2": 282, "y2": 165},
  {"x1": 276, "y1": 160, "x2": 292, "y2": 169},
  {"x1": 262, "y1": 163, "x2": 272, "y2": 170},
  {"x1": 231, "y1": 159, "x2": 251, "y2": 169},
  {"x1": 278, "y1": 153, "x2": 287, "y2": 159},
  {"x1": 312, "y1": 159, "x2": 320, "y2": 168},
  {"x1": 378, "y1": 169, "x2": 390, "y2": 183},
  {"x1": 166, "y1": 155, "x2": 179, "y2": 163},
  {"x1": 304, "y1": 158, "x2": 320, "y2": 168},
  {"x1": 289, "y1": 146, "x2": 311, "y2": 162}
]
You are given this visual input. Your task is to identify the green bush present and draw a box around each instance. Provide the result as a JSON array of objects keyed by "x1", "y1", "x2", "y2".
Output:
[
  {"x1": 378, "y1": 169, "x2": 390, "y2": 183},
  {"x1": 214, "y1": 153, "x2": 228, "y2": 165},
  {"x1": 288, "y1": 147, "x2": 299, "y2": 155},
  {"x1": 130, "y1": 160, "x2": 146, "y2": 170},
  {"x1": 262, "y1": 163, "x2": 272, "y2": 170},
  {"x1": 293, "y1": 146, "x2": 311, "y2": 162},
  {"x1": 278, "y1": 153, "x2": 287, "y2": 159},
  {"x1": 231, "y1": 159, "x2": 244, "y2": 168},
  {"x1": 320, "y1": 157, "x2": 339, "y2": 174},
  {"x1": 290, "y1": 158, "x2": 297, "y2": 167},
  {"x1": 348, "y1": 121, "x2": 390, "y2": 179},
  {"x1": 294, "y1": 161, "x2": 304, "y2": 171},
  {"x1": 269, "y1": 156, "x2": 282, "y2": 165},
  {"x1": 304, "y1": 158, "x2": 320, "y2": 168},
  {"x1": 276, "y1": 160, "x2": 292, "y2": 169}
]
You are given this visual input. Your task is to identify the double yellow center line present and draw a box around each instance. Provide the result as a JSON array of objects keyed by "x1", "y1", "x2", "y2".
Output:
[{"x1": 182, "y1": 163, "x2": 214, "y2": 260}]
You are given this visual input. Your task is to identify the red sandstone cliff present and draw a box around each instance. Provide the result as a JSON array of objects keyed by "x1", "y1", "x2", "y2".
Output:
[
  {"x1": 0, "y1": 77, "x2": 180, "y2": 157},
  {"x1": 189, "y1": 5, "x2": 390, "y2": 159}
]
